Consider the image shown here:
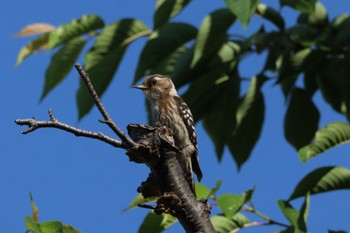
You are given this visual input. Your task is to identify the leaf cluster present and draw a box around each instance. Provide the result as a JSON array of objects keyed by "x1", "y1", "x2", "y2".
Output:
[
  {"x1": 123, "y1": 167, "x2": 350, "y2": 233},
  {"x1": 15, "y1": 0, "x2": 350, "y2": 232}
]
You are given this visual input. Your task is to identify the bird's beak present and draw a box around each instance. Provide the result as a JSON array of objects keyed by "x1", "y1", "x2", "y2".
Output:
[{"x1": 132, "y1": 84, "x2": 148, "y2": 90}]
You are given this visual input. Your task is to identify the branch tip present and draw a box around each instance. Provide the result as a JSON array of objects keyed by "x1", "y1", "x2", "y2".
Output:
[
  {"x1": 48, "y1": 109, "x2": 57, "y2": 122},
  {"x1": 138, "y1": 204, "x2": 155, "y2": 210}
]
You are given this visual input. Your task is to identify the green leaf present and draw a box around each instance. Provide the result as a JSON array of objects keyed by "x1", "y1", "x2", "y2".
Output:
[
  {"x1": 207, "y1": 180, "x2": 222, "y2": 198},
  {"x1": 195, "y1": 183, "x2": 211, "y2": 200},
  {"x1": 262, "y1": 44, "x2": 282, "y2": 71},
  {"x1": 134, "y1": 22, "x2": 197, "y2": 83},
  {"x1": 256, "y1": 3, "x2": 285, "y2": 30},
  {"x1": 195, "y1": 181, "x2": 222, "y2": 200},
  {"x1": 217, "y1": 189, "x2": 253, "y2": 220},
  {"x1": 284, "y1": 88, "x2": 320, "y2": 150},
  {"x1": 299, "y1": 192, "x2": 310, "y2": 230},
  {"x1": 143, "y1": 46, "x2": 188, "y2": 79},
  {"x1": 77, "y1": 19, "x2": 148, "y2": 119},
  {"x1": 153, "y1": 0, "x2": 191, "y2": 28},
  {"x1": 138, "y1": 212, "x2": 177, "y2": 233},
  {"x1": 299, "y1": 122, "x2": 350, "y2": 162},
  {"x1": 224, "y1": 0, "x2": 259, "y2": 28},
  {"x1": 25, "y1": 216, "x2": 43, "y2": 233},
  {"x1": 180, "y1": 41, "x2": 241, "y2": 116},
  {"x1": 297, "y1": 2, "x2": 328, "y2": 26},
  {"x1": 316, "y1": 54, "x2": 350, "y2": 119},
  {"x1": 202, "y1": 73, "x2": 240, "y2": 160},
  {"x1": 123, "y1": 194, "x2": 157, "y2": 212},
  {"x1": 277, "y1": 48, "x2": 326, "y2": 97},
  {"x1": 286, "y1": 24, "x2": 321, "y2": 47},
  {"x1": 278, "y1": 194, "x2": 309, "y2": 233},
  {"x1": 41, "y1": 221, "x2": 64, "y2": 233},
  {"x1": 290, "y1": 48, "x2": 326, "y2": 71},
  {"x1": 278, "y1": 201, "x2": 298, "y2": 226},
  {"x1": 289, "y1": 166, "x2": 350, "y2": 200},
  {"x1": 48, "y1": 14, "x2": 104, "y2": 49},
  {"x1": 280, "y1": 0, "x2": 316, "y2": 14},
  {"x1": 174, "y1": 40, "x2": 240, "y2": 88},
  {"x1": 333, "y1": 17, "x2": 350, "y2": 49},
  {"x1": 276, "y1": 52, "x2": 299, "y2": 97},
  {"x1": 274, "y1": 226, "x2": 295, "y2": 233},
  {"x1": 242, "y1": 188, "x2": 255, "y2": 203},
  {"x1": 218, "y1": 194, "x2": 244, "y2": 219},
  {"x1": 41, "y1": 37, "x2": 86, "y2": 101},
  {"x1": 179, "y1": 41, "x2": 240, "y2": 159},
  {"x1": 228, "y1": 75, "x2": 266, "y2": 169},
  {"x1": 171, "y1": 46, "x2": 195, "y2": 87},
  {"x1": 191, "y1": 8, "x2": 236, "y2": 67},
  {"x1": 211, "y1": 213, "x2": 250, "y2": 233},
  {"x1": 331, "y1": 14, "x2": 349, "y2": 28},
  {"x1": 62, "y1": 224, "x2": 83, "y2": 233},
  {"x1": 16, "y1": 33, "x2": 49, "y2": 66},
  {"x1": 182, "y1": 70, "x2": 227, "y2": 121}
]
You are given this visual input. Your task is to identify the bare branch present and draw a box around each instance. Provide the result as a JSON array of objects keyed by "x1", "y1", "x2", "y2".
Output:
[
  {"x1": 15, "y1": 109, "x2": 126, "y2": 149},
  {"x1": 74, "y1": 64, "x2": 136, "y2": 148}
]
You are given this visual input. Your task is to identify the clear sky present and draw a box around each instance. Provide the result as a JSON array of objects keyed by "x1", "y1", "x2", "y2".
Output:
[{"x1": 1, "y1": 0, "x2": 350, "y2": 232}]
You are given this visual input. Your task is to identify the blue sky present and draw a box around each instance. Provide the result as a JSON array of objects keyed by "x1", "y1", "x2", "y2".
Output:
[{"x1": 1, "y1": 0, "x2": 350, "y2": 232}]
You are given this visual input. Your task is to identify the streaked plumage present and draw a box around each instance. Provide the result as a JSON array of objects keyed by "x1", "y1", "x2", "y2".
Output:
[{"x1": 133, "y1": 75, "x2": 202, "y2": 194}]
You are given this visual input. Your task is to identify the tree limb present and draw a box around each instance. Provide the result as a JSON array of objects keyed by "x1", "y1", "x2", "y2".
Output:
[
  {"x1": 75, "y1": 64, "x2": 136, "y2": 148},
  {"x1": 15, "y1": 65, "x2": 215, "y2": 233},
  {"x1": 127, "y1": 124, "x2": 215, "y2": 233},
  {"x1": 15, "y1": 109, "x2": 126, "y2": 149}
]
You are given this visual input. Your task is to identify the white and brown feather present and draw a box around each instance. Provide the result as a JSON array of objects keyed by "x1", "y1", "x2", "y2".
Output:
[{"x1": 136, "y1": 74, "x2": 203, "y2": 194}]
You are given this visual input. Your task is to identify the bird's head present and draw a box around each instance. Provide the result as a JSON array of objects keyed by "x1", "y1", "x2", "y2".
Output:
[{"x1": 132, "y1": 75, "x2": 177, "y2": 101}]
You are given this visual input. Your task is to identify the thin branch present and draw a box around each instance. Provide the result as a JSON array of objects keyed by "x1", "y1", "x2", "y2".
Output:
[
  {"x1": 137, "y1": 204, "x2": 155, "y2": 210},
  {"x1": 242, "y1": 206, "x2": 289, "y2": 228},
  {"x1": 15, "y1": 109, "x2": 126, "y2": 149},
  {"x1": 74, "y1": 64, "x2": 136, "y2": 148},
  {"x1": 243, "y1": 221, "x2": 268, "y2": 228}
]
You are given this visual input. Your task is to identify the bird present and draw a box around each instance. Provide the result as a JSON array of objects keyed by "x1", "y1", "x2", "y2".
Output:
[{"x1": 132, "y1": 74, "x2": 202, "y2": 194}]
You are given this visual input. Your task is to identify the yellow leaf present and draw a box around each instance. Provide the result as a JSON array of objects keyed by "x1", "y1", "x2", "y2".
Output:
[
  {"x1": 15, "y1": 23, "x2": 55, "y2": 37},
  {"x1": 29, "y1": 192, "x2": 39, "y2": 222},
  {"x1": 16, "y1": 33, "x2": 49, "y2": 65}
]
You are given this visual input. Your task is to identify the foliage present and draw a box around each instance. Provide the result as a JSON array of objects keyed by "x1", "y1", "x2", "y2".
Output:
[
  {"x1": 15, "y1": 0, "x2": 350, "y2": 232},
  {"x1": 25, "y1": 194, "x2": 82, "y2": 233}
]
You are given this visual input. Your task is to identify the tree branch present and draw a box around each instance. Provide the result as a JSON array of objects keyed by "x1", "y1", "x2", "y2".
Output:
[
  {"x1": 15, "y1": 109, "x2": 126, "y2": 149},
  {"x1": 127, "y1": 124, "x2": 215, "y2": 233},
  {"x1": 74, "y1": 64, "x2": 136, "y2": 148},
  {"x1": 242, "y1": 205, "x2": 289, "y2": 228},
  {"x1": 15, "y1": 65, "x2": 215, "y2": 233}
]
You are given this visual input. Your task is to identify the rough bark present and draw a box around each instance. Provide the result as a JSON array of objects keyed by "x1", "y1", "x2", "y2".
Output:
[{"x1": 127, "y1": 124, "x2": 215, "y2": 233}]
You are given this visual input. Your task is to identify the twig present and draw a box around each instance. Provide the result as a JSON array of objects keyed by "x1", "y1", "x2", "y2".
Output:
[
  {"x1": 74, "y1": 64, "x2": 136, "y2": 148},
  {"x1": 15, "y1": 109, "x2": 126, "y2": 149},
  {"x1": 138, "y1": 204, "x2": 155, "y2": 210},
  {"x1": 242, "y1": 205, "x2": 289, "y2": 228}
]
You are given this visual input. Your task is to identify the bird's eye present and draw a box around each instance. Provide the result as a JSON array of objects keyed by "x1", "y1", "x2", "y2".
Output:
[{"x1": 151, "y1": 79, "x2": 158, "y2": 85}]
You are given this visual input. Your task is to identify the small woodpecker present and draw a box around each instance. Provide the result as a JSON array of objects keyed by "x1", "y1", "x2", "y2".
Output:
[{"x1": 133, "y1": 75, "x2": 202, "y2": 194}]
